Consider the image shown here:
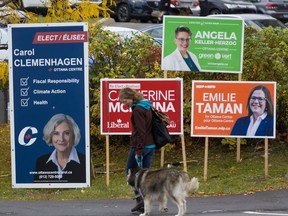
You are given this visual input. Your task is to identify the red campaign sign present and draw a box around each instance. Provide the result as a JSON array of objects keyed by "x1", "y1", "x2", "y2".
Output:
[
  {"x1": 33, "y1": 31, "x2": 88, "y2": 44},
  {"x1": 101, "y1": 79, "x2": 183, "y2": 135}
]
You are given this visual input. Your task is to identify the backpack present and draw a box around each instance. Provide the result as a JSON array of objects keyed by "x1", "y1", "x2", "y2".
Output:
[{"x1": 151, "y1": 107, "x2": 172, "y2": 149}]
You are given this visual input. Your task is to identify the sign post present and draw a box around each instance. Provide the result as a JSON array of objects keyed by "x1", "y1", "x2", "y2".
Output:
[
  {"x1": 191, "y1": 81, "x2": 276, "y2": 180},
  {"x1": 161, "y1": 16, "x2": 245, "y2": 178}
]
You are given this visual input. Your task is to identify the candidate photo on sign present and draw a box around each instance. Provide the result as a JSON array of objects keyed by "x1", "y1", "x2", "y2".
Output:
[
  {"x1": 162, "y1": 26, "x2": 201, "y2": 72},
  {"x1": 230, "y1": 85, "x2": 274, "y2": 137},
  {"x1": 34, "y1": 113, "x2": 86, "y2": 183}
]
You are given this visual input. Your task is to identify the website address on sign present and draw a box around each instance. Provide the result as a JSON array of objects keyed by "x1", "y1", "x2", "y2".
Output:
[{"x1": 195, "y1": 126, "x2": 230, "y2": 131}]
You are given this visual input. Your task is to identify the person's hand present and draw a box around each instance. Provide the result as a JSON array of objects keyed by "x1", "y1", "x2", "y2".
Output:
[{"x1": 135, "y1": 155, "x2": 143, "y2": 168}]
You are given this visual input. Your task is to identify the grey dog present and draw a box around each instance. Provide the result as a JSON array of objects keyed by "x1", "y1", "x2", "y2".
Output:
[{"x1": 127, "y1": 167, "x2": 199, "y2": 216}]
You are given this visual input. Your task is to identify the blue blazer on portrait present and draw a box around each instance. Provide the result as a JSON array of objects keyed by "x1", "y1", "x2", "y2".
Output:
[{"x1": 230, "y1": 116, "x2": 274, "y2": 136}]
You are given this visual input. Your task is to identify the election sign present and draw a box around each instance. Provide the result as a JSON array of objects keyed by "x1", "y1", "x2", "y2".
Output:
[
  {"x1": 101, "y1": 78, "x2": 183, "y2": 135},
  {"x1": 191, "y1": 81, "x2": 276, "y2": 138},
  {"x1": 9, "y1": 23, "x2": 90, "y2": 188},
  {"x1": 162, "y1": 16, "x2": 244, "y2": 73}
]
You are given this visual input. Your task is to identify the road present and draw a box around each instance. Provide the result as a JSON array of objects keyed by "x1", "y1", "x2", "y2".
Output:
[{"x1": 1, "y1": 189, "x2": 288, "y2": 216}]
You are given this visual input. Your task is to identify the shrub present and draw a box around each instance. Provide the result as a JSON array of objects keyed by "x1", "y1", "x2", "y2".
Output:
[
  {"x1": 243, "y1": 27, "x2": 288, "y2": 138},
  {"x1": 88, "y1": 26, "x2": 288, "y2": 147}
]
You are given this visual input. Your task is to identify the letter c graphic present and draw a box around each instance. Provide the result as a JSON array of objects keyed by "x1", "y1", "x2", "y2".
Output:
[{"x1": 18, "y1": 126, "x2": 38, "y2": 146}]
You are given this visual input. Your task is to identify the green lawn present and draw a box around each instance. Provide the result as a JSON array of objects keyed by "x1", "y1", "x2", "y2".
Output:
[{"x1": 1, "y1": 124, "x2": 288, "y2": 200}]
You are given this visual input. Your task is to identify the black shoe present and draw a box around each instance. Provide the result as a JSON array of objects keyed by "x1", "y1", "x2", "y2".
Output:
[
  {"x1": 131, "y1": 200, "x2": 144, "y2": 212},
  {"x1": 137, "y1": 206, "x2": 144, "y2": 213}
]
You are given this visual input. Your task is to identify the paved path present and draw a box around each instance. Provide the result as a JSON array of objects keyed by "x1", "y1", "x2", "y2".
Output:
[{"x1": 1, "y1": 189, "x2": 288, "y2": 216}]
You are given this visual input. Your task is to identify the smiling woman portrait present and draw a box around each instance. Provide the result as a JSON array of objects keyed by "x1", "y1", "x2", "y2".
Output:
[
  {"x1": 230, "y1": 85, "x2": 274, "y2": 137},
  {"x1": 162, "y1": 26, "x2": 201, "y2": 71},
  {"x1": 34, "y1": 113, "x2": 86, "y2": 183}
]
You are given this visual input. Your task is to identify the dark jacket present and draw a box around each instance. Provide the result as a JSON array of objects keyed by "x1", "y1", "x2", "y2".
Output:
[
  {"x1": 230, "y1": 115, "x2": 274, "y2": 136},
  {"x1": 131, "y1": 106, "x2": 154, "y2": 155},
  {"x1": 34, "y1": 151, "x2": 86, "y2": 183}
]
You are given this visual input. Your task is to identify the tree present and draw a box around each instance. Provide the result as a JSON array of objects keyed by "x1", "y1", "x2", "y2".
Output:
[
  {"x1": 243, "y1": 26, "x2": 288, "y2": 138},
  {"x1": 0, "y1": 61, "x2": 9, "y2": 123},
  {"x1": 44, "y1": 0, "x2": 113, "y2": 23},
  {"x1": 0, "y1": 0, "x2": 112, "y2": 123}
]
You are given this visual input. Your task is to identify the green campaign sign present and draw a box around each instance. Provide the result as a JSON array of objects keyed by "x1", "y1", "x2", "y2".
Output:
[{"x1": 161, "y1": 16, "x2": 244, "y2": 73}]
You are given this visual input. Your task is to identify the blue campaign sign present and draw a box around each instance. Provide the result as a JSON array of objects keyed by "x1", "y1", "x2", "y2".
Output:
[{"x1": 8, "y1": 23, "x2": 90, "y2": 188}]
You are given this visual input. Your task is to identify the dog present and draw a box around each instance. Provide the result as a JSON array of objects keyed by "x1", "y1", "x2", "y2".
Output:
[{"x1": 127, "y1": 167, "x2": 199, "y2": 216}]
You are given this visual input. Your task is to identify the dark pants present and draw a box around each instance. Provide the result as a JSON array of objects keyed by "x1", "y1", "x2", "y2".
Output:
[{"x1": 126, "y1": 147, "x2": 155, "y2": 197}]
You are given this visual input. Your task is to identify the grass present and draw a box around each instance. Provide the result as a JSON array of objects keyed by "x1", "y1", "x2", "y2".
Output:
[{"x1": 1, "y1": 123, "x2": 288, "y2": 200}]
